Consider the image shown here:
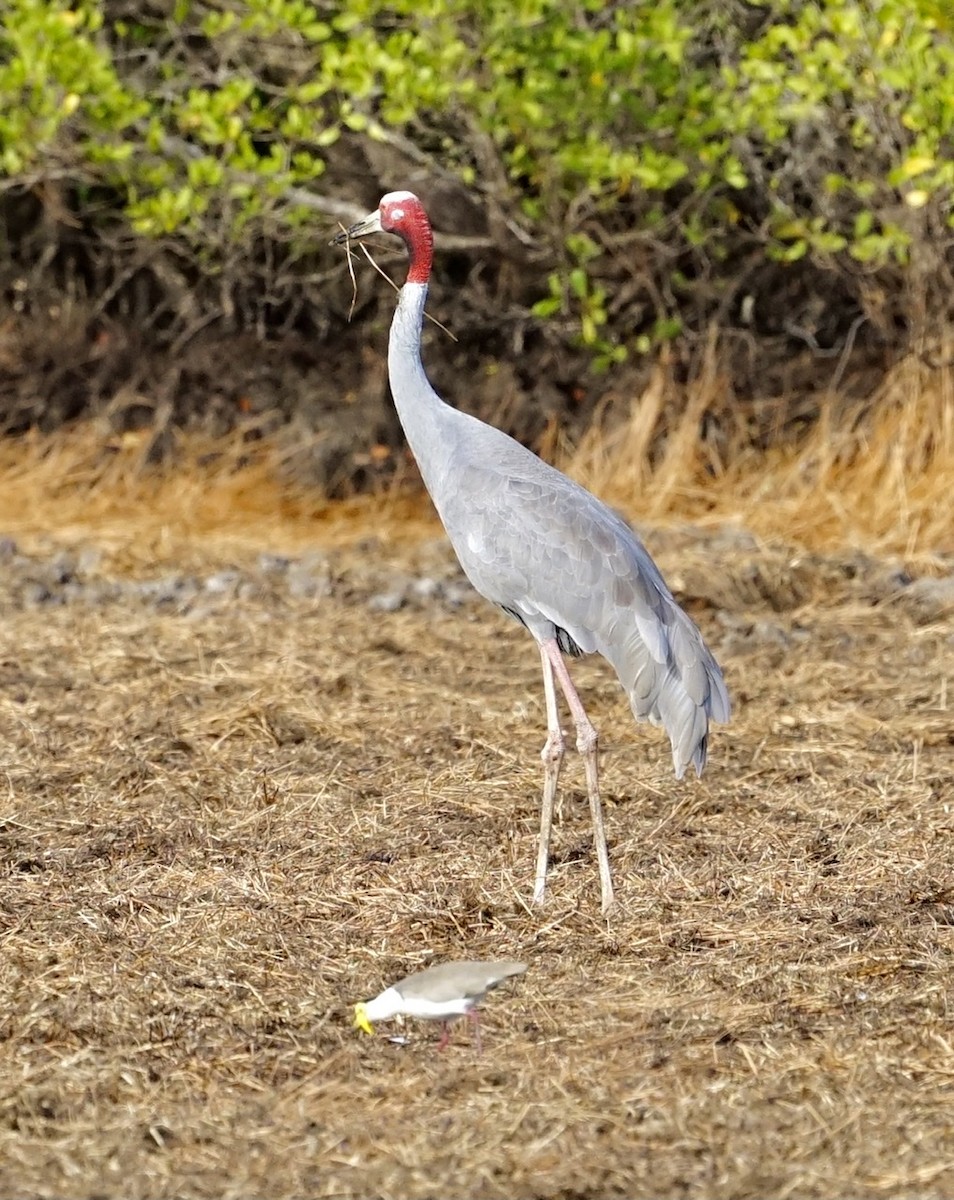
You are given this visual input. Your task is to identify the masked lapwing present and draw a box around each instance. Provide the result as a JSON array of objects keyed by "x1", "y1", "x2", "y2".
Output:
[{"x1": 354, "y1": 960, "x2": 527, "y2": 1053}]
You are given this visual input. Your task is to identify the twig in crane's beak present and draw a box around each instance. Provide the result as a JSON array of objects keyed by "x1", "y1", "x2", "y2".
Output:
[
  {"x1": 424, "y1": 310, "x2": 458, "y2": 343},
  {"x1": 337, "y1": 223, "x2": 359, "y2": 322},
  {"x1": 359, "y1": 242, "x2": 399, "y2": 296},
  {"x1": 330, "y1": 210, "x2": 383, "y2": 245},
  {"x1": 355, "y1": 245, "x2": 459, "y2": 343},
  {"x1": 331, "y1": 218, "x2": 458, "y2": 342}
]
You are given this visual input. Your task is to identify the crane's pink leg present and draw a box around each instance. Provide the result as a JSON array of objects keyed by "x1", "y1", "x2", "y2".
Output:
[
  {"x1": 534, "y1": 641, "x2": 565, "y2": 906},
  {"x1": 542, "y1": 639, "x2": 616, "y2": 916},
  {"x1": 436, "y1": 1021, "x2": 452, "y2": 1052}
]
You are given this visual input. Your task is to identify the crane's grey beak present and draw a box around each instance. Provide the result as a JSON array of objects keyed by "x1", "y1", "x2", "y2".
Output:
[{"x1": 331, "y1": 210, "x2": 383, "y2": 246}]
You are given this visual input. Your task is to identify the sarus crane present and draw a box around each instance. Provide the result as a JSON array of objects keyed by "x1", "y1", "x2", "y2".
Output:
[{"x1": 334, "y1": 192, "x2": 730, "y2": 915}]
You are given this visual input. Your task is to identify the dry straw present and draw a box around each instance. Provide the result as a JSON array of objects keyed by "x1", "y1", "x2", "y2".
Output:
[{"x1": 0, "y1": 475, "x2": 951, "y2": 1198}]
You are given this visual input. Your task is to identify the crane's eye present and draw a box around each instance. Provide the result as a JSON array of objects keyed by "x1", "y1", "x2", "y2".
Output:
[{"x1": 390, "y1": 207, "x2": 404, "y2": 222}]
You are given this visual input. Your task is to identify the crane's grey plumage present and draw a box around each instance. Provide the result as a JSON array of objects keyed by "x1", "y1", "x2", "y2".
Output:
[{"x1": 335, "y1": 191, "x2": 730, "y2": 915}]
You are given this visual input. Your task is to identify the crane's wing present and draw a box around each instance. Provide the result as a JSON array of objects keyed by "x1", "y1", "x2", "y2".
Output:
[{"x1": 435, "y1": 450, "x2": 730, "y2": 779}]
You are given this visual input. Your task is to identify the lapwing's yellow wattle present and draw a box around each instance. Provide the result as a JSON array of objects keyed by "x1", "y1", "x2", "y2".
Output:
[{"x1": 353, "y1": 1003, "x2": 374, "y2": 1035}]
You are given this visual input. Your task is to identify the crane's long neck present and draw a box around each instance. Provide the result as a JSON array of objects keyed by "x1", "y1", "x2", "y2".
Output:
[{"x1": 387, "y1": 280, "x2": 455, "y2": 495}]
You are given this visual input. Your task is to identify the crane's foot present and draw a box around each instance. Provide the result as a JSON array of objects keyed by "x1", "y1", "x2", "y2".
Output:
[{"x1": 600, "y1": 891, "x2": 619, "y2": 918}]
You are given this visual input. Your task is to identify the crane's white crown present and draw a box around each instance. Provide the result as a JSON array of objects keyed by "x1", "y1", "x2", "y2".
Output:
[{"x1": 381, "y1": 189, "x2": 419, "y2": 206}]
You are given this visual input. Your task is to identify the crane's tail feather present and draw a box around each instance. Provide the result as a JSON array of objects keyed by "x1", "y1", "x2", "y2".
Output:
[
  {"x1": 601, "y1": 604, "x2": 730, "y2": 780},
  {"x1": 645, "y1": 672, "x2": 713, "y2": 779}
]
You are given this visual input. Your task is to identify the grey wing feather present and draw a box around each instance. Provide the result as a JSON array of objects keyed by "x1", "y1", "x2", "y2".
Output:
[
  {"x1": 429, "y1": 423, "x2": 730, "y2": 779},
  {"x1": 398, "y1": 961, "x2": 528, "y2": 1003}
]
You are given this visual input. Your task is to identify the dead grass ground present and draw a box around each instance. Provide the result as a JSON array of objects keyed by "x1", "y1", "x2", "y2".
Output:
[{"x1": 0, "y1": 399, "x2": 952, "y2": 1198}]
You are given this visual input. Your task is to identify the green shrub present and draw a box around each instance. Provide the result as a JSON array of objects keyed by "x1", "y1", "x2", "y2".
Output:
[{"x1": 1, "y1": 0, "x2": 953, "y2": 362}]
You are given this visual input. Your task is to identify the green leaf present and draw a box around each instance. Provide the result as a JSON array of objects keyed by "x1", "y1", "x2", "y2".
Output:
[{"x1": 531, "y1": 297, "x2": 563, "y2": 318}]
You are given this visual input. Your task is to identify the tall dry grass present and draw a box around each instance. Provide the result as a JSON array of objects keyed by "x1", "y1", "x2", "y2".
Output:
[
  {"x1": 0, "y1": 348, "x2": 951, "y2": 568},
  {"x1": 0, "y1": 424, "x2": 435, "y2": 571},
  {"x1": 568, "y1": 343, "x2": 954, "y2": 565}
]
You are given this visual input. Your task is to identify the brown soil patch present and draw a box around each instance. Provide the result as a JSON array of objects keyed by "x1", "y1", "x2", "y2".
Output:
[{"x1": 0, "y1": 490, "x2": 952, "y2": 1198}]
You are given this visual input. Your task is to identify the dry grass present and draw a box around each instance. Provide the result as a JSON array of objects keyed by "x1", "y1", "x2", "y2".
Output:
[
  {"x1": 0, "y1": 373, "x2": 953, "y2": 1198},
  {"x1": 0, "y1": 424, "x2": 434, "y2": 572},
  {"x1": 0, "y1": 346, "x2": 951, "y2": 570},
  {"x1": 569, "y1": 343, "x2": 954, "y2": 564}
]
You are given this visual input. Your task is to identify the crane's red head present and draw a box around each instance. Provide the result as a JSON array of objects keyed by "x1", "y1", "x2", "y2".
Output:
[{"x1": 335, "y1": 190, "x2": 433, "y2": 285}]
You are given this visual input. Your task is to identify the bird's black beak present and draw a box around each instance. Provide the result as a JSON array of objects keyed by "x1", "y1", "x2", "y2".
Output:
[{"x1": 331, "y1": 209, "x2": 383, "y2": 246}]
